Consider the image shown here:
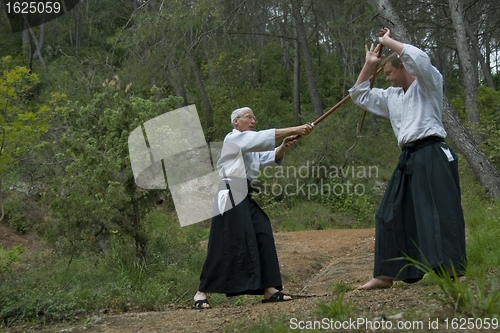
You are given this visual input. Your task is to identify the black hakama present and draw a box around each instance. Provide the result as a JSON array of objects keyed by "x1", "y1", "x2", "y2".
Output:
[
  {"x1": 198, "y1": 179, "x2": 283, "y2": 296},
  {"x1": 373, "y1": 136, "x2": 467, "y2": 281}
]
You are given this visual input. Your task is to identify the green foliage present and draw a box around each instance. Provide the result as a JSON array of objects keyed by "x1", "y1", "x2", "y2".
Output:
[
  {"x1": 476, "y1": 86, "x2": 500, "y2": 167},
  {"x1": 0, "y1": 244, "x2": 25, "y2": 270},
  {"x1": 451, "y1": 85, "x2": 500, "y2": 168},
  {"x1": 318, "y1": 176, "x2": 376, "y2": 225},
  {"x1": 491, "y1": 73, "x2": 500, "y2": 90},
  {"x1": 0, "y1": 56, "x2": 65, "y2": 234},
  {"x1": 0, "y1": 21, "x2": 22, "y2": 58},
  {"x1": 462, "y1": 192, "x2": 500, "y2": 276},
  {"x1": 47, "y1": 83, "x2": 180, "y2": 257},
  {"x1": 3, "y1": 193, "x2": 28, "y2": 233},
  {"x1": 0, "y1": 210, "x2": 207, "y2": 326},
  {"x1": 0, "y1": 56, "x2": 59, "y2": 173},
  {"x1": 265, "y1": 200, "x2": 352, "y2": 232},
  {"x1": 332, "y1": 282, "x2": 354, "y2": 293}
]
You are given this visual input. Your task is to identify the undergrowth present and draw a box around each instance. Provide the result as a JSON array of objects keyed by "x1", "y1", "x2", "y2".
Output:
[{"x1": 0, "y1": 211, "x2": 207, "y2": 327}]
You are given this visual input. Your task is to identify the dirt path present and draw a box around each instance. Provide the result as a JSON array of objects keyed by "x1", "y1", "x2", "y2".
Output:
[{"x1": 35, "y1": 228, "x2": 464, "y2": 333}]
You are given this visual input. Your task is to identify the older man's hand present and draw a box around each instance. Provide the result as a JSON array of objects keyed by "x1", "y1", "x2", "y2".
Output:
[
  {"x1": 295, "y1": 123, "x2": 314, "y2": 137},
  {"x1": 282, "y1": 135, "x2": 299, "y2": 149}
]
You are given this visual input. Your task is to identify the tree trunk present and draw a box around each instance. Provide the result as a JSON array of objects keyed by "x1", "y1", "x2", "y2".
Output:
[
  {"x1": 185, "y1": 33, "x2": 214, "y2": 134},
  {"x1": 74, "y1": 5, "x2": 82, "y2": 57},
  {"x1": 27, "y1": 25, "x2": 51, "y2": 86},
  {"x1": 168, "y1": 57, "x2": 188, "y2": 108},
  {"x1": 443, "y1": 98, "x2": 500, "y2": 198},
  {"x1": 290, "y1": 0, "x2": 323, "y2": 118},
  {"x1": 372, "y1": 0, "x2": 412, "y2": 44},
  {"x1": 369, "y1": 0, "x2": 500, "y2": 199},
  {"x1": 448, "y1": 0, "x2": 482, "y2": 141},
  {"x1": 463, "y1": 17, "x2": 495, "y2": 89},
  {"x1": 132, "y1": 195, "x2": 147, "y2": 261},
  {"x1": 293, "y1": 24, "x2": 301, "y2": 125},
  {"x1": 23, "y1": 28, "x2": 33, "y2": 71}
]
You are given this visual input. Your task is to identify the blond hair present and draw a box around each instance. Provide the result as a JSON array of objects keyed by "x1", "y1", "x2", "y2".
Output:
[{"x1": 382, "y1": 52, "x2": 402, "y2": 68}]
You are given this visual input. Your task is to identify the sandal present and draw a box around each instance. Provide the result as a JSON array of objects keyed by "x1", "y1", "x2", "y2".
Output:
[
  {"x1": 261, "y1": 291, "x2": 291, "y2": 303},
  {"x1": 191, "y1": 299, "x2": 210, "y2": 310}
]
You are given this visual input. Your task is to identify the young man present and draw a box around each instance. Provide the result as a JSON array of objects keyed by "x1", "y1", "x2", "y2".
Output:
[
  {"x1": 349, "y1": 28, "x2": 466, "y2": 290},
  {"x1": 192, "y1": 107, "x2": 313, "y2": 308}
]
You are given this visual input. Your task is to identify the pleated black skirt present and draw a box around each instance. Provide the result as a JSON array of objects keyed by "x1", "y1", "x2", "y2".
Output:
[
  {"x1": 198, "y1": 179, "x2": 283, "y2": 296},
  {"x1": 373, "y1": 137, "x2": 467, "y2": 281}
]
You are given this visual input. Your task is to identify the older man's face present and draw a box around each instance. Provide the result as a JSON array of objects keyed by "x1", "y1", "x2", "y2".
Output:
[{"x1": 233, "y1": 110, "x2": 257, "y2": 132}]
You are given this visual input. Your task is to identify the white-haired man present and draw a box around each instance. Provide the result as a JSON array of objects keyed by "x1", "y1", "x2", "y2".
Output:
[{"x1": 192, "y1": 107, "x2": 313, "y2": 309}]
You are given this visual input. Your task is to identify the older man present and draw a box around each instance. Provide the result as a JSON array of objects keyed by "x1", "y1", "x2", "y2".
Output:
[{"x1": 192, "y1": 107, "x2": 313, "y2": 309}]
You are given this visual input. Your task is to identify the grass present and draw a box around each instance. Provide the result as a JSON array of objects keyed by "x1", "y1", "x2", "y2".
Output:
[
  {"x1": 401, "y1": 256, "x2": 500, "y2": 318},
  {"x1": 266, "y1": 201, "x2": 361, "y2": 232},
  {"x1": 316, "y1": 292, "x2": 356, "y2": 320},
  {"x1": 0, "y1": 244, "x2": 25, "y2": 270}
]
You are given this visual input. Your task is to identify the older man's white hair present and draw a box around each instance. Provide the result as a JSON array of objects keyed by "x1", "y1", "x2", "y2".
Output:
[{"x1": 230, "y1": 107, "x2": 252, "y2": 124}]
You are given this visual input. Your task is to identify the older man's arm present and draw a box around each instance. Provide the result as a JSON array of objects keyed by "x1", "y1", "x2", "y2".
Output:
[
  {"x1": 275, "y1": 136, "x2": 299, "y2": 161},
  {"x1": 275, "y1": 124, "x2": 313, "y2": 141}
]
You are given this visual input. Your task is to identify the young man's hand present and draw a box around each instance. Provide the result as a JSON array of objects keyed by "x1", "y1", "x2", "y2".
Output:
[{"x1": 365, "y1": 43, "x2": 383, "y2": 66}]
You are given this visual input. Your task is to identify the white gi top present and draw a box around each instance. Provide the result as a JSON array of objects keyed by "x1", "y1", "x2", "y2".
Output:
[
  {"x1": 217, "y1": 128, "x2": 283, "y2": 180},
  {"x1": 349, "y1": 44, "x2": 447, "y2": 147}
]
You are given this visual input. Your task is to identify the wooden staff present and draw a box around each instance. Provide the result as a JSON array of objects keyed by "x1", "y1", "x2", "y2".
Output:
[
  {"x1": 295, "y1": 33, "x2": 385, "y2": 138},
  {"x1": 342, "y1": 34, "x2": 385, "y2": 167}
]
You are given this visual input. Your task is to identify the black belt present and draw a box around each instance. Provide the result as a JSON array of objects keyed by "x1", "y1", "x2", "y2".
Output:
[
  {"x1": 398, "y1": 136, "x2": 444, "y2": 174},
  {"x1": 401, "y1": 135, "x2": 444, "y2": 152}
]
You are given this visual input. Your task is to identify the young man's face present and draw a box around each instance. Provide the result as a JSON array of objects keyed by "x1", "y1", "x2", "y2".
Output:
[
  {"x1": 384, "y1": 62, "x2": 405, "y2": 87},
  {"x1": 233, "y1": 110, "x2": 257, "y2": 132}
]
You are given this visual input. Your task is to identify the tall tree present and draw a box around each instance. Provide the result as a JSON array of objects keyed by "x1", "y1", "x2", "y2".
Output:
[
  {"x1": 290, "y1": 0, "x2": 323, "y2": 117},
  {"x1": 368, "y1": 0, "x2": 500, "y2": 199},
  {"x1": 185, "y1": 32, "x2": 214, "y2": 133},
  {"x1": 448, "y1": 0, "x2": 481, "y2": 140},
  {"x1": 293, "y1": 21, "x2": 301, "y2": 124},
  {"x1": 463, "y1": 14, "x2": 495, "y2": 90}
]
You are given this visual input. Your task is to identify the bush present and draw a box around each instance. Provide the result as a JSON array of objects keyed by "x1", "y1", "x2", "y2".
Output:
[{"x1": 0, "y1": 210, "x2": 207, "y2": 326}]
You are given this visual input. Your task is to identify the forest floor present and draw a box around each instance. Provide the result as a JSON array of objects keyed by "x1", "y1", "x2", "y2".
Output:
[{"x1": 1, "y1": 225, "x2": 488, "y2": 333}]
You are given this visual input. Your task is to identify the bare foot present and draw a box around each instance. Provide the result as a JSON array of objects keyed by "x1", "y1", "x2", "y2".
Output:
[
  {"x1": 357, "y1": 278, "x2": 393, "y2": 290},
  {"x1": 264, "y1": 287, "x2": 292, "y2": 301}
]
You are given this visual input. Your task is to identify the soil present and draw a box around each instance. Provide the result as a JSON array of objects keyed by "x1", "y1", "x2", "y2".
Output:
[{"x1": 1, "y1": 225, "x2": 489, "y2": 333}]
